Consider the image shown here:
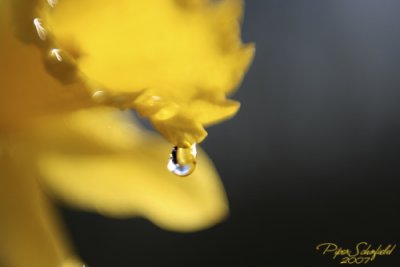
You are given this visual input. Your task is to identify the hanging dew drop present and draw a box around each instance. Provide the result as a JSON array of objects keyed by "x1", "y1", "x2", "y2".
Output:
[{"x1": 167, "y1": 144, "x2": 197, "y2": 177}]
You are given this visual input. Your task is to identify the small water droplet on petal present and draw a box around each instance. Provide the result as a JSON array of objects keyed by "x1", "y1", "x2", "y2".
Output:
[
  {"x1": 92, "y1": 90, "x2": 108, "y2": 103},
  {"x1": 33, "y1": 18, "x2": 47, "y2": 40},
  {"x1": 50, "y1": 48, "x2": 63, "y2": 62},
  {"x1": 167, "y1": 144, "x2": 197, "y2": 177},
  {"x1": 47, "y1": 0, "x2": 58, "y2": 8}
]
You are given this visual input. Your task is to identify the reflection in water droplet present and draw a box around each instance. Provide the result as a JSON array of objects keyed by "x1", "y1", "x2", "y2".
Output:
[{"x1": 167, "y1": 144, "x2": 197, "y2": 177}]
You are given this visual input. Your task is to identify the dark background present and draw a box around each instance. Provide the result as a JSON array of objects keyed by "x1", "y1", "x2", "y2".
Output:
[{"x1": 61, "y1": 1, "x2": 400, "y2": 266}]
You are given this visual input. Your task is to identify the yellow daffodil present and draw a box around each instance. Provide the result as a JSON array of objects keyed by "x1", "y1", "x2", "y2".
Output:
[{"x1": 0, "y1": 0, "x2": 254, "y2": 266}]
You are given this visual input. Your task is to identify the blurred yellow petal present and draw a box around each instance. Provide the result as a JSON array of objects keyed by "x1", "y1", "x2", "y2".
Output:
[
  {"x1": 47, "y1": 0, "x2": 253, "y2": 95},
  {"x1": 4, "y1": 0, "x2": 253, "y2": 146},
  {"x1": 0, "y1": 0, "x2": 94, "y2": 129},
  {"x1": 35, "y1": 109, "x2": 228, "y2": 232},
  {"x1": 0, "y1": 152, "x2": 82, "y2": 267},
  {"x1": 0, "y1": 0, "x2": 253, "y2": 263},
  {"x1": 39, "y1": 0, "x2": 253, "y2": 145}
]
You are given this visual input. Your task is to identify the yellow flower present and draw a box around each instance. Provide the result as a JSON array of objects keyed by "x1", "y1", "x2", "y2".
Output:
[{"x1": 0, "y1": 0, "x2": 254, "y2": 266}]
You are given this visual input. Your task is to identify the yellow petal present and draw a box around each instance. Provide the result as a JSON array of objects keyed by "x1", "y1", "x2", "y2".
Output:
[
  {"x1": 43, "y1": 0, "x2": 254, "y2": 145},
  {"x1": 35, "y1": 108, "x2": 228, "y2": 232},
  {"x1": 47, "y1": 0, "x2": 252, "y2": 95},
  {"x1": 0, "y1": 0, "x2": 94, "y2": 129},
  {"x1": 185, "y1": 92, "x2": 241, "y2": 126},
  {"x1": 5, "y1": 0, "x2": 254, "y2": 147},
  {"x1": 0, "y1": 148, "x2": 82, "y2": 267}
]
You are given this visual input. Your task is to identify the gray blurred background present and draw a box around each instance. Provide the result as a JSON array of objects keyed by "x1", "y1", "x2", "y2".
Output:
[{"x1": 61, "y1": 1, "x2": 400, "y2": 266}]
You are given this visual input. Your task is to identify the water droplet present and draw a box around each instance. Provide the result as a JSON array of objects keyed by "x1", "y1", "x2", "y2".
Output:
[
  {"x1": 92, "y1": 90, "x2": 108, "y2": 103},
  {"x1": 47, "y1": 0, "x2": 58, "y2": 8},
  {"x1": 33, "y1": 18, "x2": 47, "y2": 40},
  {"x1": 167, "y1": 144, "x2": 197, "y2": 177},
  {"x1": 50, "y1": 48, "x2": 63, "y2": 62}
]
